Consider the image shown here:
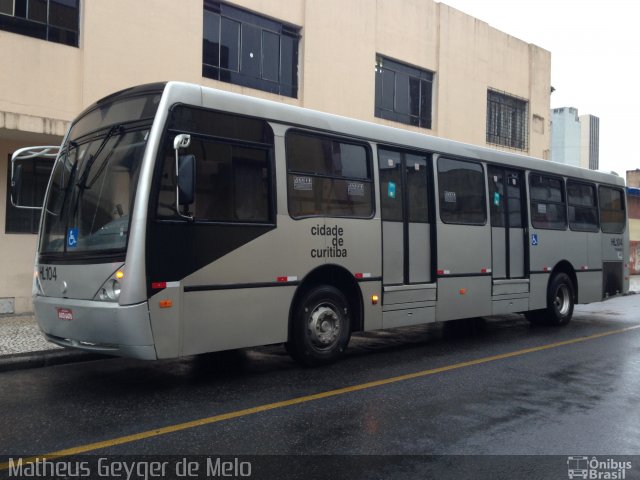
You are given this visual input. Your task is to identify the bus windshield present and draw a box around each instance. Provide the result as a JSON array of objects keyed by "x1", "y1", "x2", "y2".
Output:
[{"x1": 39, "y1": 93, "x2": 161, "y2": 256}]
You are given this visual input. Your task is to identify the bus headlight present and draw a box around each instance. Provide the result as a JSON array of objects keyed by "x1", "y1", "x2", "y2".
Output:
[
  {"x1": 94, "y1": 266, "x2": 124, "y2": 302},
  {"x1": 98, "y1": 280, "x2": 121, "y2": 301}
]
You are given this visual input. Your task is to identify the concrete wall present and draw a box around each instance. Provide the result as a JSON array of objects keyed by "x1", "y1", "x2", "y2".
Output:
[{"x1": 0, "y1": 0, "x2": 551, "y2": 312}]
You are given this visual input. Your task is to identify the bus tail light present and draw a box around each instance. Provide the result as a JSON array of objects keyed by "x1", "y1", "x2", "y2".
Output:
[{"x1": 371, "y1": 294, "x2": 379, "y2": 305}]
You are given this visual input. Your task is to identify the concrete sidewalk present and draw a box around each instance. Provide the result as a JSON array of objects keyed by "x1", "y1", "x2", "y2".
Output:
[
  {"x1": 0, "y1": 314, "x2": 106, "y2": 371},
  {"x1": 2, "y1": 275, "x2": 639, "y2": 372}
]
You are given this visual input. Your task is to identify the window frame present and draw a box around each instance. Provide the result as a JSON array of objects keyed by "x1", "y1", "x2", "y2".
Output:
[
  {"x1": 202, "y1": 1, "x2": 300, "y2": 98},
  {"x1": 486, "y1": 89, "x2": 529, "y2": 151},
  {"x1": 0, "y1": 0, "x2": 79, "y2": 47},
  {"x1": 566, "y1": 179, "x2": 599, "y2": 232},
  {"x1": 437, "y1": 156, "x2": 487, "y2": 226},
  {"x1": 154, "y1": 105, "x2": 276, "y2": 226},
  {"x1": 528, "y1": 173, "x2": 567, "y2": 231},
  {"x1": 285, "y1": 129, "x2": 375, "y2": 220},
  {"x1": 374, "y1": 55, "x2": 434, "y2": 130}
]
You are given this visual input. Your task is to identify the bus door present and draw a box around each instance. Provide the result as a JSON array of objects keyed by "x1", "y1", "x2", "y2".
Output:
[
  {"x1": 378, "y1": 148, "x2": 433, "y2": 318},
  {"x1": 488, "y1": 166, "x2": 526, "y2": 280}
]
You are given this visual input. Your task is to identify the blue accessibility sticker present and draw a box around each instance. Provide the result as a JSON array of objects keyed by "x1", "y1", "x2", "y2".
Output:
[
  {"x1": 67, "y1": 228, "x2": 78, "y2": 248},
  {"x1": 531, "y1": 233, "x2": 538, "y2": 246}
]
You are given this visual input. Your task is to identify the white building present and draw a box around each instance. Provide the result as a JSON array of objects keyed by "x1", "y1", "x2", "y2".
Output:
[
  {"x1": 551, "y1": 107, "x2": 599, "y2": 170},
  {"x1": 0, "y1": 0, "x2": 552, "y2": 313}
]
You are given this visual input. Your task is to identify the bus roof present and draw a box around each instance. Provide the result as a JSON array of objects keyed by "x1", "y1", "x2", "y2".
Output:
[{"x1": 160, "y1": 81, "x2": 623, "y2": 188}]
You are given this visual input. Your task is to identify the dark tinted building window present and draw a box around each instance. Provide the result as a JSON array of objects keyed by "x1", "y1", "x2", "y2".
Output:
[
  {"x1": 567, "y1": 180, "x2": 598, "y2": 232},
  {"x1": 487, "y1": 90, "x2": 528, "y2": 151},
  {"x1": 0, "y1": 0, "x2": 79, "y2": 47},
  {"x1": 437, "y1": 157, "x2": 485, "y2": 225},
  {"x1": 375, "y1": 55, "x2": 433, "y2": 129},
  {"x1": 5, "y1": 155, "x2": 52, "y2": 234},
  {"x1": 599, "y1": 186, "x2": 625, "y2": 234},
  {"x1": 287, "y1": 131, "x2": 373, "y2": 219},
  {"x1": 203, "y1": 1, "x2": 300, "y2": 98},
  {"x1": 529, "y1": 174, "x2": 567, "y2": 230}
]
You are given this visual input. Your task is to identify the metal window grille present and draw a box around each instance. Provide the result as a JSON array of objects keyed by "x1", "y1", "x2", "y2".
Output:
[{"x1": 486, "y1": 90, "x2": 529, "y2": 151}]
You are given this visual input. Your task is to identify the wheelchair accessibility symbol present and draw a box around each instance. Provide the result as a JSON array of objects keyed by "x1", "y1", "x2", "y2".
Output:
[
  {"x1": 531, "y1": 233, "x2": 539, "y2": 246},
  {"x1": 67, "y1": 228, "x2": 78, "y2": 248}
]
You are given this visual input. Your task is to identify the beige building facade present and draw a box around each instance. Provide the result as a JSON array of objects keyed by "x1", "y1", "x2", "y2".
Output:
[{"x1": 0, "y1": 0, "x2": 551, "y2": 313}]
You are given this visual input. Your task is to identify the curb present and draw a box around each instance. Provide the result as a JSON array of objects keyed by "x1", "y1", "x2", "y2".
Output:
[{"x1": 0, "y1": 349, "x2": 109, "y2": 373}]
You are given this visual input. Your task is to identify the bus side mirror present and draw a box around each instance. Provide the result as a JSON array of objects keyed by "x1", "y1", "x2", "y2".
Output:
[
  {"x1": 173, "y1": 134, "x2": 194, "y2": 220},
  {"x1": 10, "y1": 146, "x2": 58, "y2": 210},
  {"x1": 177, "y1": 154, "x2": 195, "y2": 205}
]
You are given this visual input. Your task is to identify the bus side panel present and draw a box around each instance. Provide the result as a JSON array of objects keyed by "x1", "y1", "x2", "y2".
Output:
[
  {"x1": 528, "y1": 273, "x2": 549, "y2": 310},
  {"x1": 528, "y1": 229, "x2": 586, "y2": 305},
  {"x1": 181, "y1": 287, "x2": 293, "y2": 355},
  {"x1": 149, "y1": 285, "x2": 181, "y2": 358},
  {"x1": 601, "y1": 231, "x2": 627, "y2": 296},
  {"x1": 575, "y1": 271, "x2": 601, "y2": 304},
  {"x1": 436, "y1": 223, "x2": 492, "y2": 320},
  {"x1": 436, "y1": 277, "x2": 491, "y2": 321}
]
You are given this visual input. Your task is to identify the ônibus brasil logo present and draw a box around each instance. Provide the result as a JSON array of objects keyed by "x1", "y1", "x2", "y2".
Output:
[{"x1": 567, "y1": 456, "x2": 632, "y2": 479}]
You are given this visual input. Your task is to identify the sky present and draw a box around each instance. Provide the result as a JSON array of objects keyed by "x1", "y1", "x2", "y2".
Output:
[{"x1": 441, "y1": 0, "x2": 640, "y2": 178}]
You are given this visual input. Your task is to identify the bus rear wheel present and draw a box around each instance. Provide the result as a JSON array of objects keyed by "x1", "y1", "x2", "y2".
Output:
[
  {"x1": 287, "y1": 285, "x2": 351, "y2": 367},
  {"x1": 526, "y1": 272, "x2": 575, "y2": 326}
]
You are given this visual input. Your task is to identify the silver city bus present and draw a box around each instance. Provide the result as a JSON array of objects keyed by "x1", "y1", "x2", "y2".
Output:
[{"x1": 11, "y1": 82, "x2": 629, "y2": 366}]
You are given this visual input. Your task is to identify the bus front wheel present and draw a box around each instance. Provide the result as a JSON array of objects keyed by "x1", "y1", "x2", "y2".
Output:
[
  {"x1": 526, "y1": 272, "x2": 575, "y2": 326},
  {"x1": 287, "y1": 285, "x2": 351, "y2": 367}
]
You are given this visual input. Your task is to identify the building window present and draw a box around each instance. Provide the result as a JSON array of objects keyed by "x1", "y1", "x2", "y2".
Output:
[
  {"x1": 202, "y1": 1, "x2": 300, "y2": 98},
  {"x1": 5, "y1": 155, "x2": 52, "y2": 234},
  {"x1": 286, "y1": 131, "x2": 373, "y2": 219},
  {"x1": 487, "y1": 90, "x2": 528, "y2": 150},
  {"x1": 0, "y1": 0, "x2": 79, "y2": 47},
  {"x1": 375, "y1": 55, "x2": 433, "y2": 129}
]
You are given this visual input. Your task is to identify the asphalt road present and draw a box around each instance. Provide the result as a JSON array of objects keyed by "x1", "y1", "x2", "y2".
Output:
[{"x1": 2, "y1": 295, "x2": 640, "y2": 479}]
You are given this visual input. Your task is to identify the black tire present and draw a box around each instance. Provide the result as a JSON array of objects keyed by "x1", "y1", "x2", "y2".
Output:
[
  {"x1": 546, "y1": 272, "x2": 575, "y2": 325},
  {"x1": 286, "y1": 285, "x2": 351, "y2": 367},
  {"x1": 526, "y1": 273, "x2": 575, "y2": 326}
]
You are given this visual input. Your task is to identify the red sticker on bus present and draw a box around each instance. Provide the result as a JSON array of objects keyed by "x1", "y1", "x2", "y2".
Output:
[{"x1": 56, "y1": 308, "x2": 73, "y2": 321}]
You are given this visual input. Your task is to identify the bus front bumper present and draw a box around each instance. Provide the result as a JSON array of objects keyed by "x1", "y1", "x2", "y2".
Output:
[{"x1": 33, "y1": 296, "x2": 157, "y2": 360}]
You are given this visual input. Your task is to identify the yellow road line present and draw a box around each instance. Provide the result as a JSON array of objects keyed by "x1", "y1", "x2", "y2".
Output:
[{"x1": 2, "y1": 323, "x2": 639, "y2": 470}]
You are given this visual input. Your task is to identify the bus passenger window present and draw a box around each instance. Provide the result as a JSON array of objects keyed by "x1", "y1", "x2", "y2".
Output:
[
  {"x1": 529, "y1": 174, "x2": 566, "y2": 230},
  {"x1": 437, "y1": 157, "x2": 485, "y2": 225},
  {"x1": 599, "y1": 186, "x2": 625, "y2": 234},
  {"x1": 286, "y1": 131, "x2": 373, "y2": 219},
  {"x1": 567, "y1": 180, "x2": 598, "y2": 232}
]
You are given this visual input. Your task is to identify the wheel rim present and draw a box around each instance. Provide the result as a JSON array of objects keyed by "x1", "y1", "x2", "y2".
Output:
[
  {"x1": 554, "y1": 284, "x2": 571, "y2": 316},
  {"x1": 306, "y1": 302, "x2": 342, "y2": 351}
]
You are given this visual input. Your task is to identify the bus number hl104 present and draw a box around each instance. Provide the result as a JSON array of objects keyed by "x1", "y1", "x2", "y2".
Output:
[{"x1": 40, "y1": 266, "x2": 57, "y2": 282}]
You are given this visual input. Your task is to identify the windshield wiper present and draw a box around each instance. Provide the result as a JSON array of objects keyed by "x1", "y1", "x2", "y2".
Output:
[
  {"x1": 76, "y1": 125, "x2": 123, "y2": 190},
  {"x1": 49, "y1": 140, "x2": 79, "y2": 216}
]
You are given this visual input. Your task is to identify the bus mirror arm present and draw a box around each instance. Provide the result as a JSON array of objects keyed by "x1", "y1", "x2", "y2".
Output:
[{"x1": 174, "y1": 134, "x2": 195, "y2": 220}]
